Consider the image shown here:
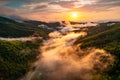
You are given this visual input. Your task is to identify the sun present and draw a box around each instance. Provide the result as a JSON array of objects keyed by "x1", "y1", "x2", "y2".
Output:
[
  {"x1": 71, "y1": 12, "x2": 78, "y2": 19},
  {"x1": 65, "y1": 11, "x2": 80, "y2": 21}
]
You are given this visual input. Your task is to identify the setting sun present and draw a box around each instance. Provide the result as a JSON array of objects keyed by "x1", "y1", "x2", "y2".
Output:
[
  {"x1": 66, "y1": 12, "x2": 80, "y2": 21},
  {"x1": 71, "y1": 12, "x2": 78, "y2": 18}
]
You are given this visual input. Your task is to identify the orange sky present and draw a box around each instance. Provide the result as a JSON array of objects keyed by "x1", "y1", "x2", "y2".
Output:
[{"x1": 0, "y1": 0, "x2": 120, "y2": 22}]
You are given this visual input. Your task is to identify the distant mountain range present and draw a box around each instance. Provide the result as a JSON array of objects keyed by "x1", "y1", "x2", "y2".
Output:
[
  {"x1": 0, "y1": 16, "x2": 53, "y2": 38},
  {"x1": 0, "y1": 16, "x2": 119, "y2": 38}
]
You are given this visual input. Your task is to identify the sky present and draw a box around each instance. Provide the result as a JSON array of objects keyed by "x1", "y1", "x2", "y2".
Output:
[{"x1": 0, "y1": 0, "x2": 120, "y2": 22}]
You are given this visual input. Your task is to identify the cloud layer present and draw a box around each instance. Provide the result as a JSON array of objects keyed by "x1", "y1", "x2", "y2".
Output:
[{"x1": 0, "y1": 0, "x2": 120, "y2": 21}]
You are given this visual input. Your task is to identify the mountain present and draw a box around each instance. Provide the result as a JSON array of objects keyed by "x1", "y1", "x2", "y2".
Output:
[
  {"x1": 0, "y1": 16, "x2": 62, "y2": 80},
  {"x1": 24, "y1": 20, "x2": 62, "y2": 30},
  {"x1": 0, "y1": 39, "x2": 42, "y2": 80},
  {"x1": 0, "y1": 16, "x2": 51, "y2": 80},
  {"x1": 24, "y1": 20, "x2": 47, "y2": 26},
  {"x1": 75, "y1": 22, "x2": 120, "y2": 48},
  {"x1": 0, "y1": 16, "x2": 51, "y2": 38},
  {"x1": 75, "y1": 22, "x2": 120, "y2": 80},
  {"x1": 0, "y1": 16, "x2": 16, "y2": 23}
]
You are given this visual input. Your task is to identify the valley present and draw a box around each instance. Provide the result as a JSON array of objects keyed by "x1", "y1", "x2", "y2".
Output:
[{"x1": 0, "y1": 16, "x2": 120, "y2": 80}]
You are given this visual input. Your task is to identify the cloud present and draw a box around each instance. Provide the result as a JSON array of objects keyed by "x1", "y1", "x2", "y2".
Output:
[
  {"x1": 49, "y1": 1, "x2": 77, "y2": 8},
  {"x1": 21, "y1": 2, "x2": 70, "y2": 13},
  {"x1": 24, "y1": 26, "x2": 114, "y2": 80},
  {"x1": 22, "y1": 2, "x2": 49, "y2": 10},
  {"x1": 0, "y1": 0, "x2": 120, "y2": 21},
  {"x1": 33, "y1": 5, "x2": 48, "y2": 10},
  {"x1": 75, "y1": 0, "x2": 120, "y2": 12},
  {"x1": 0, "y1": 1, "x2": 8, "y2": 6},
  {"x1": 0, "y1": 6, "x2": 17, "y2": 15}
]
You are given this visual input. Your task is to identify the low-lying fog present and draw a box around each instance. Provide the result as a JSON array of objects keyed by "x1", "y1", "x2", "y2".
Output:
[{"x1": 22, "y1": 22, "x2": 114, "y2": 80}]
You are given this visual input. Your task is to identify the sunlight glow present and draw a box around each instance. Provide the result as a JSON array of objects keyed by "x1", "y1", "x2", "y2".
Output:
[
  {"x1": 67, "y1": 12, "x2": 80, "y2": 21},
  {"x1": 71, "y1": 12, "x2": 78, "y2": 18}
]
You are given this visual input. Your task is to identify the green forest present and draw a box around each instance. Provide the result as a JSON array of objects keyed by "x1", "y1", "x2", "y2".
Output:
[
  {"x1": 0, "y1": 16, "x2": 51, "y2": 38},
  {"x1": 75, "y1": 23, "x2": 120, "y2": 80},
  {"x1": 0, "y1": 40, "x2": 42, "y2": 80},
  {"x1": 0, "y1": 16, "x2": 48, "y2": 80}
]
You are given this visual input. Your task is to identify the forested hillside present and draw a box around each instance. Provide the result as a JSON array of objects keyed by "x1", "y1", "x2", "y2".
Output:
[
  {"x1": 0, "y1": 16, "x2": 51, "y2": 38},
  {"x1": 0, "y1": 16, "x2": 53, "y2": 80},
  {"x1": 75, "y1": 23, "x2": 120, "y2": 80},
  {"x1": 0, "y1": 40, "x2": 42, "y2": 80}
]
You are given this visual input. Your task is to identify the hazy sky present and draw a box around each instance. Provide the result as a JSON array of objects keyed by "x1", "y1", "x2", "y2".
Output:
[{"x1": 0, "y1": 0, "x2": 120, "y2": 21}]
